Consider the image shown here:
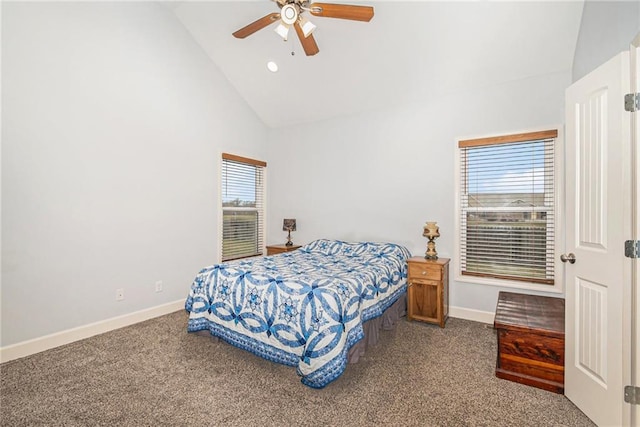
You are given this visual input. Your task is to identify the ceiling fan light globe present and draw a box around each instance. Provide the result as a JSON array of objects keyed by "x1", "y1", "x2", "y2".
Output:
[
  {"x1": 274, "y1": 22, "x2": 290, "y2": 40},
  {"x1": 281, "y1": 4, "x2": 298, "y2": 25},
  {"x1": 299, "y1": 16, "x2": 316, "y2": 38}
]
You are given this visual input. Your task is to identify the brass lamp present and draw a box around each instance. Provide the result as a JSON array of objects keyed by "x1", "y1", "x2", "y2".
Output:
[
  {"x1": 423, "y1": 221, "x2": 440, "y2": 259},
  {"x1": 283, "y1": 218, "x2": 297, "y2": 246}
]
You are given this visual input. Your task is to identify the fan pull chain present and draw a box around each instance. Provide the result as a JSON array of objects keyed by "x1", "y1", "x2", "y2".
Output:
[{"x1": 288, "y1": 35, "x2": 295, "y2": 56}]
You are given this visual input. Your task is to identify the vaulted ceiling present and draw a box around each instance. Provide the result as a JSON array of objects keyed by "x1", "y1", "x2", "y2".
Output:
[{"x1": 170, "y1": 1, "x2": 584, "y2": 128}]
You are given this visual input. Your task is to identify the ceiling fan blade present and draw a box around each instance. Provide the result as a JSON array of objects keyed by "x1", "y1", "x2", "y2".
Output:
[
  {"x1": 294, "y1": 21, "x2": 319, "y2": 56},
  {"x1": 232, "y1": 13, "x2": 281, "y2": 39},
  {"x1": 309, "y1": 3, "x2": 374, "y2": 22}
]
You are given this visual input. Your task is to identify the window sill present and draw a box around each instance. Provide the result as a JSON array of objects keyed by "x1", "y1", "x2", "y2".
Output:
[{"x1": 455, "y1": 272, "x2": 563, "y2": 294}]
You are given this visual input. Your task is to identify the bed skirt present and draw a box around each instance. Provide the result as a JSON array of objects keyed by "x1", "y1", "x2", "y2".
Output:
[
  {"x1": 347, "y1": 292, "x2": 407, "y2": 364},
  {"x1": 194, "y1": 292, "x2": 407, "y2": 365}
]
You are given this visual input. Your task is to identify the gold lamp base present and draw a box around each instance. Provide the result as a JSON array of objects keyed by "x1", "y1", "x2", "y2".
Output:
[{"x1": 425, "y1": 238, "x2": 438, "y2": 259}]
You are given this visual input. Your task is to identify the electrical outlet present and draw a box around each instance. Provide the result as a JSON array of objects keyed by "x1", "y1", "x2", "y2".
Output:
[
  {"x1": 155, "y1": 280, "x2": 163, "y2": 293},
  {"x1": 116, "y1": 288, "x2": 124, "y2": 301}
]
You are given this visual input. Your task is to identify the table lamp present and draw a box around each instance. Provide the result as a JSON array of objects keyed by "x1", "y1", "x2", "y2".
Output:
[
  {"x1": 423, "y1": 221, "x2": 440, "y2": 259},
  {"x1": 283, "y1": 218, "x2": 297, "y2": 246}
]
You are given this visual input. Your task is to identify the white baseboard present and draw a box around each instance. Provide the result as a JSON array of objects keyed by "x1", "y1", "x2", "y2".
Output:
[
  {"x1": 1, "y1": 301, "x2": 493, "y2": 363},
  {"x1": 449, "y1": 305, "x2": 495, "y2": 324},
  {"x1": 0, "y1": 299, "x2": 184, "y2": 364}
]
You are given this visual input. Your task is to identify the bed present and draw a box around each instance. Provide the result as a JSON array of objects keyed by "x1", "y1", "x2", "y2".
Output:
[{"x1": 184, "y1": 239, "x2": 411, "y2": 388}]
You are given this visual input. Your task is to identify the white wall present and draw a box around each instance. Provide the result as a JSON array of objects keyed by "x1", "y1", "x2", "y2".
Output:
[
  {"x1": 267, "y1": 70, "x2": 570, "y2": 316},
  {"x1": 572, "y1": 0, "x2": 640, "y2": 82},
  {"x1": 1, "y1": 2, "x2": 267, "y2": 347}
]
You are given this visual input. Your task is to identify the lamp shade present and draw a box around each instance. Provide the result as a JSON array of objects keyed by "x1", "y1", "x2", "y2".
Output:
[
  {"x1": 274, "y1": 22, "x2": 290, "y2": 41},
  {"x1": 299, "y1": 17, "x2": 316, "y2": 38},
  {"x1": 283, "y1": 218, "x2": 297, "y2": 231},
  {"x1": 423, "y1": 221, "x2": 440, "y2": 238}
]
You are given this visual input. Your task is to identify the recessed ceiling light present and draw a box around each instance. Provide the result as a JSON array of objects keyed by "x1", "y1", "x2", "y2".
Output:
[{"x1": 267, "y1": 61, "x2": 278, "y2": 72}]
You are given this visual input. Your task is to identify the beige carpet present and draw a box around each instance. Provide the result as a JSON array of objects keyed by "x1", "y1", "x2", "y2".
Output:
[{"x1": 1, "y1": 311, "x2": 593, "y2": 426}]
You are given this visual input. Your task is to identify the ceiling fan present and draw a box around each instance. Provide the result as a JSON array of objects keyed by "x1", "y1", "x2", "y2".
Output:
[{"x1": 232, "y1": 1, "x2": 374, "y2": 56}]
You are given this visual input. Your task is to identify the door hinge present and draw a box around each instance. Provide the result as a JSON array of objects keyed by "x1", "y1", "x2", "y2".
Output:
[
  {"x1": 625, "y1": 240, "x2": 640, "y2": 259},
  {"x1": 625, "y1": 93, "x2": 640, "y2": 112},
  {"x1": 625, "y1": 386, "x2": 640, "y2": 404}
]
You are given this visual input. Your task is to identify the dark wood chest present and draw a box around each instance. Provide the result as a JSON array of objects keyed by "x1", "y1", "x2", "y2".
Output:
[{"x1": 494, "y1": 291, "x2": 565, "y2": 394}]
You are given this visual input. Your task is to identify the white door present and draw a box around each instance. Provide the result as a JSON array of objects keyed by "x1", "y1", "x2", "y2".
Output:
[{"x1": 565, "y1": 52, "x2": 631, "y2": 426}]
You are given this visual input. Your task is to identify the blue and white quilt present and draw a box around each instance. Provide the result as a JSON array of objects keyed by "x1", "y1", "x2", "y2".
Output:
[{"x1": 185, "y1": 239, "x2": 411, "y2": 388}]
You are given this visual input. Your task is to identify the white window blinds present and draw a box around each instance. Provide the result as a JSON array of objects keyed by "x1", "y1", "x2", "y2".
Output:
[
  {"x1": 221, "y1": 153, "x2": 266, "y2": 261},
  {"x1": 458, "y1": 130, "x2": 557, "y2": 285}
]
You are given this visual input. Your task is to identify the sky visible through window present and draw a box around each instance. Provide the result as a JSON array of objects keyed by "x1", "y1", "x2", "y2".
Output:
[
  {"x1": 467, "y1": 140, "x2": 547, "y2": 194},
  {"x1": 223, "y1": 162, "x2": 257, "y2": 207}
]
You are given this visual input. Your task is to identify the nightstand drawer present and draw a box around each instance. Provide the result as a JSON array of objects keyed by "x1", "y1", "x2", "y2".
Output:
[
  {"x1": 266, "y1": 244, "x2": 301, "y2": 255},
  {"x1": 408, "y1": 264, "x2": 442, "y2": 280}
]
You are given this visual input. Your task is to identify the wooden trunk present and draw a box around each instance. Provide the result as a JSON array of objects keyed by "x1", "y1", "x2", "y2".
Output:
[{"x1": 493, "y1": 291, "x2": 565, "y2": 394}]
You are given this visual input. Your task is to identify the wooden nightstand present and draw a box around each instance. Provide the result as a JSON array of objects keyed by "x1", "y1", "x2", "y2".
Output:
[
  {"x1": 266, "y1": 244, "x2": 302, "y2": 255},
  {"x1": 406, "y1": 257, "x2": 450, "y2": 327}
]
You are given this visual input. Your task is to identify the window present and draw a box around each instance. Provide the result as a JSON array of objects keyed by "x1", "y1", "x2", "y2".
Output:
[
  {"x1": 457, "y1": 130, "x2": 557, "y2": 285},
  {"x1": 220, "y1": 153, "x2": 266, "y2": 261}
]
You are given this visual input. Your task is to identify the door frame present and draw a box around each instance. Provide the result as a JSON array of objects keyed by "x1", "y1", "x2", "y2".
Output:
[{"x1": 630, "y1": 32, "x2": 640, "y2": 427}]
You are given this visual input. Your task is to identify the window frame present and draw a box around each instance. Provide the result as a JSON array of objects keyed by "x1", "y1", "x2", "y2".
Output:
[
  {"x1": 219, "y1": 152, "x2": 267, "y2": 262},
  {"x1": 453, "y1": 128, "x2": 564, "y2": 294}
]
